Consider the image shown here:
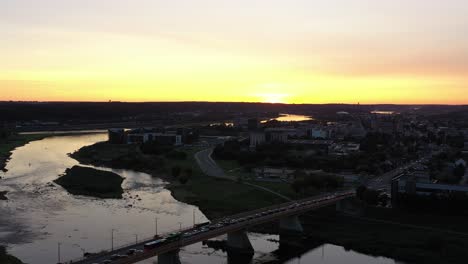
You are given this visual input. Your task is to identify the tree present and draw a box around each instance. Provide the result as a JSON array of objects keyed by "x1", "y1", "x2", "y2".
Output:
[
  {"x1": 378, "y1": 193, "x2": 389, "y2": 207},
  {"x1": 454, "y1": 164, "x2": 466, "y2": 179},
  {"x1": 178, "y1": 175, "x2": 189, "y2": 184},
  {"x1": 363, "y1": 189, "x2": 380, "y2": 206},
  {"x1": 356, "y1": 185, "x2": 367, "y2": 200},
  {"x1": 171, "y1": 166, "x2": 181, "y2": 178},
  {"x1": 184, "y1": 168, "x2": 193, "y2": 177}
]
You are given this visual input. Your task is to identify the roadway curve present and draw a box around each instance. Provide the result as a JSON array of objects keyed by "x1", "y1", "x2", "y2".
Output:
[
  {"x1": 194, "y1": 148, "x2": 229, "y2": 179},
  {"x1": 194, "y1": 148, "x2": 292, "y2": 201}
]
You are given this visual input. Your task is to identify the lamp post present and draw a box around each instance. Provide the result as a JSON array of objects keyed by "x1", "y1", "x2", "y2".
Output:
[
  {"x1": 155, "y1": 217, "x2": 158, "y2": 236},
  {"x1": 111, "y1": 229, "x2": 117, "y2": 251},
  {"x1": 57, "y1": 242, "x2": 61, "y2": 264},
  {"x1": 178, "y1": 222, "x2": 182, "y2": 232},
  {"x1": 193, "y1": 209, "x2": 196, "y2": 227}
]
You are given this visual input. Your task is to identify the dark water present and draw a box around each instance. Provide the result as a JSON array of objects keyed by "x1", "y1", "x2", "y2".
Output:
[{"x1": 0, "y1": 134, "x2": 402, "y2": 264}]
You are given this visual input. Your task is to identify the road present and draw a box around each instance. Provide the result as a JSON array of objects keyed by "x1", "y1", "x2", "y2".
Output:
[
  {"x1": 366, "y1": 157, "x2": 428, "y2": 192},
  {"x1": 69, "y1": 191, "x2": 354, "y2": 264},
  {"x1": 194, "y1": 148, "x2": 292, "y2": 201},
  {"x1": 194, "y1": 148, "x2": 230, "y2": 179}
]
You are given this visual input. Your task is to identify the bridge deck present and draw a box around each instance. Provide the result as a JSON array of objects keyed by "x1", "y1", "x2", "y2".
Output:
[{"x1": 70, "y1": 190, "x2": 354, "y2": 264}]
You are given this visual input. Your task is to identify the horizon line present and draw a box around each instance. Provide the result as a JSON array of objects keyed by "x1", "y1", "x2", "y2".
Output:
[{"x1": 0, "y1": 100, "x2": 467, "y2": 106}]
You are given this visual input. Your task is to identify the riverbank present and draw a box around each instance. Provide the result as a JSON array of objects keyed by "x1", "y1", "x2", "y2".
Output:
[
  {"x1": 0, "y1": 134, "x2": 50, "y2": 172},
  {"x1": 54, "y1": 166, "x2": 124, "y2": 199},
  {"x1": 0, "y1": 246, "x2": 22, "y2": 264},
  {"x1": 70, "y1": 141, "x2": 468, "y2": 264},
  {"x1": 71, "y1": 142, "x2": 285, "y2": 219}
]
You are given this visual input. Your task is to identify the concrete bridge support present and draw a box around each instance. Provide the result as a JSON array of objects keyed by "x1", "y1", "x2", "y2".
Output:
[
  {"x1": 157, "y1": 250, "x2": 181, "y2": 264},
  {"x1": 226, "y1": 230, "x2": 254, "y2": 254},
  {"x1": 279, "y1": 215, "x2": 304, "y2": 234}
]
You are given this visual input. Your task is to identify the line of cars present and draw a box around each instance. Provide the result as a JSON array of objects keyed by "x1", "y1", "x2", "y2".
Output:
[
  {"x1": 89, "y1": 192, "x2": 352, "y2": 264},
  {"x1": 90, "y1": 248, "x2": 144, "y2": 264}
]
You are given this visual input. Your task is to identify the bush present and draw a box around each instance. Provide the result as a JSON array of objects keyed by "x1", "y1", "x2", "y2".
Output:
[
  {"x1": 165, "y1": 150, "x2": 187, "y2": 160},
  {"x1": 141, "y1": 142, "x2": 174, "y2": 155},
  {"x1": 171, "y1": 166, "x2": 181, "y2": 177}
]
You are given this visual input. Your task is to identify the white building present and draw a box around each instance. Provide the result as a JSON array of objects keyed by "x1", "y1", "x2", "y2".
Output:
[{"x1": 250, "y1": 131, "x2": 266, "y2": 149}]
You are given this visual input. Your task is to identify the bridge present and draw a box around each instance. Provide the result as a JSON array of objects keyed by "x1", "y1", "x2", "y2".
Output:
[{"x1": 67, "y1": 191, "x2": 355, "y2": 264}]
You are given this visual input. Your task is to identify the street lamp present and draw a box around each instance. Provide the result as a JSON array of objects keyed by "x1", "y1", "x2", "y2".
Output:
[
  {"x1": 155, "y1": 217, "x2": 158, "y2": 236},
  {"x1": 178, "y1": 222, "x2": 182, "y2": 232},
  {"x1": 111, "y1": 229, "x2": 117, "y2": 251},
  {"x1": 57, "y1": 242, "x2": 61, "y2": 264},
  {"x1": 193, "y1": 209, "x2": 196, "y2": 227}
]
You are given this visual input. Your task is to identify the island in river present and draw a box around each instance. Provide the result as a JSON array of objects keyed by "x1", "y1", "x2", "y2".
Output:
[
  {"x1": 71, "y1": 140, "x2": 468, "y2": 264},
  {"x1": 54, "y1": 166, "x2": 124, "y2": 199}
]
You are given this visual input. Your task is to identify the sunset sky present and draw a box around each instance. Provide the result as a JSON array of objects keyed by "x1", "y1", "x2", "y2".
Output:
[{"x1": 1, "y1": 0, "x2": 467, "y2": 104}]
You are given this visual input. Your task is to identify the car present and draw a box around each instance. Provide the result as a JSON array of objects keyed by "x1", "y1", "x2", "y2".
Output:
[
  {"x1": 144, "y1": 238, "x2": 167, "y2": 250},
  {"x1": 126, "y1": 249, "x2": 136, "y2": 255},
  {"x1": 101, "y1": 260, "x2": 112, "y2": 264},
  {"x1": 110, "y1": 254, "x2": 120, "y2": 260}
]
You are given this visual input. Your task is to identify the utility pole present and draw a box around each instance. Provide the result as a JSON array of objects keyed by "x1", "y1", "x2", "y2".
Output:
[
  {"x1": 155, "y1": 217, "x2": 158, "y2": 236},
  {"x1": 193, "y1": 209, "x2": 196, "y2": 227},
  {"x1": 57, "y1": 242, "x2": 61, "y2": 264},
  {"x1": 111, "y1": 229, "x2": 116, "y2": 251}
]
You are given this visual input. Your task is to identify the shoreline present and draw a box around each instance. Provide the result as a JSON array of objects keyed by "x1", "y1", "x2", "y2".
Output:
[
  {"x1": 1, "y1": 134, "x2": 51, "y2": 172},
  {"x1": 69, "y1": 141, "x2": 468, "y2": 264}
]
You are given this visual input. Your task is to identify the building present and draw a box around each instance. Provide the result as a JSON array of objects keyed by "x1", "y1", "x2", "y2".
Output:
[
  {"x1": 310, "y1": 127, "x2": 330, "y2": 139},
  {"x1": 108, "y1": 128, "x2": 126, "y2": 144},
  {"x1": 249, "y1": 130, "x2": 266, "y2": 149},
  {"x1": 109, "y1": 127, "x2": 183, "y2": 146},
  {"x1": 391, "y1": 168, "x2": 468, "y2": 207},
  {"x1": 265, "y1": 128, "x2": 292, "y2": 143},
  {"x1": 176, "y1": 127, "x2": 199, "y2": 144},
  {"x1": 248, "y1": 118, "x2": 260, "y2": 131}
]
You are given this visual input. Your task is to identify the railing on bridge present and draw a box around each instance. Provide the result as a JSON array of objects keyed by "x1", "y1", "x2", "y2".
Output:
[
  {"x1": 67, "y1": 190, "x2": 355, "y2": 264},
  {"x1": 68, "y1": 226, "x2": 196, "y2": 264}
]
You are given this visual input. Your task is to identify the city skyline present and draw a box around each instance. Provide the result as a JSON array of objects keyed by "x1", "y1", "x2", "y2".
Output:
[{"x1": 1, "y1": 0, "x2": 468, "y2": 104}]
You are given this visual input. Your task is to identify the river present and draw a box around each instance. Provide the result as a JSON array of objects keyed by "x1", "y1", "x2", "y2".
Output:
[{"x1": 0, "y1": 134, "x2": 403, "y2": 264}]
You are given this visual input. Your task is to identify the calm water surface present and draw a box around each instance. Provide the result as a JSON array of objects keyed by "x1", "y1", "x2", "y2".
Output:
[
  {"x1": 0, "y1": 134, "x2": 402, "y2": 264},
  {"x1": 263, "y1": 114, "x2": 313, "y2": 123}
]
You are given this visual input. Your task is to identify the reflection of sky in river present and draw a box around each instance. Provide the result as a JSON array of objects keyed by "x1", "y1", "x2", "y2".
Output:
[{"x1": 0, "y1": 134, "x2": 402, "y2": 264}]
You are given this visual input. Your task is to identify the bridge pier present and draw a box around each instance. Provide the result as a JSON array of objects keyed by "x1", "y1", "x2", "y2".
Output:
[
  {"x1": 226, "y1": 230, "x2": 254, "y2": 254},
  {"x1": 279, "y1": 215, "x2": 303, "y2": 234},
  {"x1": 157, "y1": 250, "x2": 181, "y2": 264}
]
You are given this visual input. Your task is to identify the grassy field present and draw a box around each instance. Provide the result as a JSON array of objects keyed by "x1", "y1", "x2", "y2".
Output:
[
  {"x1": 168, "y1": 174, "x2": 286, "y2": 219},
  {"x1": 54, "y1": 166, "x2": 124, "y2": 198},
  {"x1": 71, "y1": 142, "x2": 286, "y2": 218},
  {"x1": 0, "y1": 134, "x2": 50, "y2": 171},
  {"x1": 0, "y1": 246, "x2": 22, "y2": 264},
  {"x1": 70, "y1": 141, "x2": 468, "y2": 263},
  {"x1": 244, "y1": 180, "x2": 303, "y2": 199}
]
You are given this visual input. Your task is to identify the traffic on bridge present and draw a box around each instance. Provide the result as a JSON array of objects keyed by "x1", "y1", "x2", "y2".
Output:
[{"x1": 67, "y1": 190, "x2": 355, "y2": 264}]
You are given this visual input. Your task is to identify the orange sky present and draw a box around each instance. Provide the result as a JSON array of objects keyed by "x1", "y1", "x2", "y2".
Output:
[{"x1": 1, "y1": 0, "x2": 467, "y2": 104}]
